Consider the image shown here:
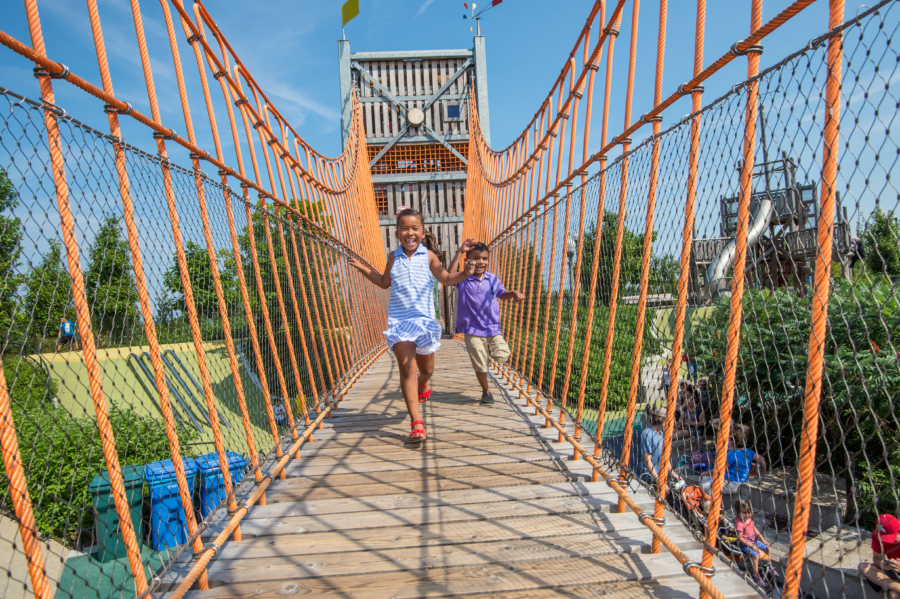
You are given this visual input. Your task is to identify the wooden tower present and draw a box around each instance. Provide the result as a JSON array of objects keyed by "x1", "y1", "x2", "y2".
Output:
[{"x1": 338, "y1": 38, "x2": 491, "y2": 261}]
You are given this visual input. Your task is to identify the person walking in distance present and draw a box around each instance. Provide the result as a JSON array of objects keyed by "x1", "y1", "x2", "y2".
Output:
[
  {"x1": 449, "y1": 241, "x2": 525, "y2": 405},
  {"x1": 56, "y1": 315, "x2": 79, "y2": 352},
  {"x1": 349, "y1": 207, "x2": 474, "y2": 443}
]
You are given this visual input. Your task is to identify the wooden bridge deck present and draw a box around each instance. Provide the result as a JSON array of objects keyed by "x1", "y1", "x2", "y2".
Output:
[{"x1": 166, "y1": 341, "x2": 758, "y2": 598}]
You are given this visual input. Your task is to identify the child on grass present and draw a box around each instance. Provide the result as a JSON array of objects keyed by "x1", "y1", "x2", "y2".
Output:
[
  {"x1": 349, "y1": 207, "x2": 473, "y2": 443},
  {"x1": 449, "y1": 241, "x2": 524, "y2": 405}
]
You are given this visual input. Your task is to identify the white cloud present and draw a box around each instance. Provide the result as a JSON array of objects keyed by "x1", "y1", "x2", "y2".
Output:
[{"x1": 416, "y1": 0, "x2": 437, "y2": 18}]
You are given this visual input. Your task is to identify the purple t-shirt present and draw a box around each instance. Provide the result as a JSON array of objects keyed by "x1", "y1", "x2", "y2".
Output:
[{"x1": 455, "y1": 272, "x2": 507, "y2": 337}]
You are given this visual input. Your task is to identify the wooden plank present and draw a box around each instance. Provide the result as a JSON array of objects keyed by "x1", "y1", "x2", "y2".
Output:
[
  {"x1": 293, "y1": 425, "x2": 539, "y2": 448},
  {"x1": 297, "y1": 429, "x2": 550, "y2": 457},
  {"x1": 262, "y1": 470, "x2": 586, "y2": 503},
  {"x1": 281, "y1": 449, "x2": 574, "y2": 478},
  {"x1": 167, "y1": 531, "x2": 701, "y2": 588},
  {"x1": 178, "y1": 510, "x2": 666, "y2": 562},
  {"x1": 236, "y1": 481, "x2": 612, "y2": 520},
  {"x1": 203, "y1": 494, "x2": 650, "y2": 539},
  {"x1": 455, "y1": 575, "x2": 760, "y2": 599},
  {"x1": 272, "y1": 459, "x2": 592, "y2": 490},
  {"x1": 168, "y1": 549, "x2": 720, "y2": 598}
]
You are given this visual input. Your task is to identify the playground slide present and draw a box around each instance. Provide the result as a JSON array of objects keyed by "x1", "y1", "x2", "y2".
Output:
[
  {"x1": 127, "y1": 353, "x2": 202, "y2": 432},
  {"x1": 704, "y1": 194, "x2": 775, "y2": 299}
]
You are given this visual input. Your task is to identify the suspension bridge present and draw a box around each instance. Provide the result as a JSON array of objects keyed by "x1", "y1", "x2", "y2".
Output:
[{"x1": 0, "y1": 0, "x2": 896, "y2": 598}]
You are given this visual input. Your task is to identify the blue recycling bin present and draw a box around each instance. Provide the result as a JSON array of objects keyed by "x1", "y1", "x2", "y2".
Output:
[
  {"x1": 195, "y1": 451, "x2": 248, "y2": 519},
  {"x1": 144, "y1": 458, "x2": 197, "y2": 551}
]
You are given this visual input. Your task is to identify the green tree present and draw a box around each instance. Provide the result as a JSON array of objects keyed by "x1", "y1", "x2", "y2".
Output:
[
  {"x1": 162, "y1": 241, "x2": 238, "y2": 322},
  {"x1": 20, "y1": 240, "x2": 72, "y2": 346},
  {"x1": 0, "y1": 169, "x2": 24, "y2": 335},
  {"x1": 84, "y1": 215, "x2": 139, "y2": 343},
  {"x1": 0, "y1": 357, "x2": 198, "y2": 543},
  {"x1": 690, "y1": 278, "x2": 900, "y2": 529},
  {"x1": 863, "y1": 208, "x2": 900, "y2": 277}
]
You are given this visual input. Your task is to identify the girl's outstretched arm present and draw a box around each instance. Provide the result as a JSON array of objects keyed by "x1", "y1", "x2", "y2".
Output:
[
  {"x1": 429, "y1": 250, "x2": 473, "y2": 285},
  {"x1": 349, "y1": 255, "x2": 394, "y2": 289}
]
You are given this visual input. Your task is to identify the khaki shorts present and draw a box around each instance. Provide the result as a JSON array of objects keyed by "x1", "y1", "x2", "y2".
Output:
[{"x1": 464, "y1": 334, "x2": 510, "y2": 373}]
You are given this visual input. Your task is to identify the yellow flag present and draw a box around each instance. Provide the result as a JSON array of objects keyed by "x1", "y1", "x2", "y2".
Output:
[{"x1": 342, "y1": 0, "x2": 359, "y2": 27}]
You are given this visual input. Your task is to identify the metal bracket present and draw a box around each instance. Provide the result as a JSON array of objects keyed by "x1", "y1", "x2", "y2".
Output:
[
  {"x1": 683, "y1": 561, "x2": 716, "y2": 577},
  {"x1": 558, "y1": 111, "x2": 570, "y2": 120},
  {"x1": 213, "y1": 70, "x2": 227, "y2": 80},
  {"x1": 33, "y1": 64, "x2": 69, "y2": 79},
  {"x1": 104, "y1": 102, "x2": 134, "y2": 116},
  {"x1": 187, "y1": 33, "x2": 204, "y2": 44},
  {"x1": 604, "y1": 27, "x2": 620, "y2": 37},
  {"x1": 638, "y1": 512, "x2": 667, "y2": 526},
  {"x1": 677, "y1": 83, "x2": 705, "y2": 96},
  {"x1": 153, "y1": 129, "x2": 178, "y2": 141},
  {"x1": 192, "y1": 543, "x2": 220, "y2": 559},
  {"x1": 572, "y1": 90, "x2": 583, "y2": 100},
  {"x1": 619, "y1": 136, "x2": 632, "y2": 145},
  {"x1": 731, "y1": 42, "x2": 764, "y2": 56},
  {"x1": 640, "y1": 113, "x2": 663, "y2": 124},
  {"x1": 585, "y1": 63, "x2": 600, "y2": 72}
]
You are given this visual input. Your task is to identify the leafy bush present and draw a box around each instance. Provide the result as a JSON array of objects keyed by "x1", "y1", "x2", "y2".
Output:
[
  {"x1": 0, "y1": 358, "x2": 198, "y2": 546},
  {"x1": 690, "y1": 277, "x2": 900, "y2": 528}
]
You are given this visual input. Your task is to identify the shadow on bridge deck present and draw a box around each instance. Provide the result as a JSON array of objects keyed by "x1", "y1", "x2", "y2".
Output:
[{"x1": 161, "y1": 341, "x2": 757, "y2": 598}]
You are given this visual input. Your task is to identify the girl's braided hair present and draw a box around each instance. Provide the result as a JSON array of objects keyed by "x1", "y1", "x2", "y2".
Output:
[{"x1": 396, "y1": 207, "x2": 446, "y2": 263}]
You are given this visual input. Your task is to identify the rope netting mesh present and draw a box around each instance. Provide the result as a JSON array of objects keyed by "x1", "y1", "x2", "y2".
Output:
[
  {"x1": 0, "y1": 87, "x2": 387, "y2": 598},
  {"x1": 0, "y1": 0, "x2": 388, "y2": 596},
  {"x1": 462, "y1": 0, "x2": 900, "y2": 597}
]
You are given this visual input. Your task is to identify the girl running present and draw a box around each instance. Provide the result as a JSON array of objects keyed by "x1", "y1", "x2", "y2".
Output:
[{"x1": 349, "y1": 207, "x2": 474, "y2": 443}]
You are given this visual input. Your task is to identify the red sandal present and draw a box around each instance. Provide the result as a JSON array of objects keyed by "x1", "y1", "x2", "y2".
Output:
[
  {"x1": 407, "y1": 419, "x2": 426, "y2": 443},
  {"x1": 417, "y1": 376, "x2": 431, "y2": 403}
]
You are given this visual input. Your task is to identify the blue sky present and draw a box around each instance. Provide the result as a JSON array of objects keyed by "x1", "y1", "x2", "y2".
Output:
[{"x1": 0, "y1": 0, "x2": 874, "y2": 161}]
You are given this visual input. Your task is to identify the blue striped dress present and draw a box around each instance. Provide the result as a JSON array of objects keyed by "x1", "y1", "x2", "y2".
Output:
[{"x1": 384, "y1": 243, "x2": 442, "y2": 355}]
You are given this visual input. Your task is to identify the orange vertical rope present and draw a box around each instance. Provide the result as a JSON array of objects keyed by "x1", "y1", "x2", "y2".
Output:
[
  {"x1": 86, "y1": 0, "x2": 209, "y2": 583},
  {"x1": 586, "y1": 9, "x2": 622, "y2": 481},
  {"x1": 782, "y1": 0, "x2": 844, "y2": 594},
  {"x1": 558, "y1": 54, "x2": 592, "y2": 454},
  {"x1": 551, "y1": 66, "x2": 579, "y2": 441},
  {"x1": 274, "y1": 209, "x2": 314, "y2": 425},
  {"x1": 636, "y1": 0, "x2": 669, "y2": 554},
  {"x1": 598, "y1": 0, "x2": 641, "y2": 512},
  {"x1": 0, "y1": 371, "x2": 50, "y2": 598},
  {"x1": 23, "y1": 2, "x2": 149, "y2": 593},
  {"x1": 699, "y1": 1, "x2": 764, "y2": 591},
  {"x1": 155, "y1": 0, "x2": 265, "y2": 504}
]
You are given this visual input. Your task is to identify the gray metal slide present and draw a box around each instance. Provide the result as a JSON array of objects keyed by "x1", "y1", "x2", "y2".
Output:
[{"x1": 704, "y1": 194, "x2": 775, "y2": 299}]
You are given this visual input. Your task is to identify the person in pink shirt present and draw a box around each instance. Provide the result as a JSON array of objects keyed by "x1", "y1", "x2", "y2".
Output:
[
  {"x1": 449, "y1": 240, "x2": 524, "y2": 405},
  {"x1": 734, "y1": 499, "x2": 769, "y2": 585}
]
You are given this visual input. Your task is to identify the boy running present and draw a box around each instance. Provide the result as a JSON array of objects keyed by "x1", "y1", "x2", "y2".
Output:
[{"x1": 450, "y1": 240, "x2": 525, "y2": 405}]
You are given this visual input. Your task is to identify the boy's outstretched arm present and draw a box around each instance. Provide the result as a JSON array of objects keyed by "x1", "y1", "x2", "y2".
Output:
[
  {"x1": 499, "y1": 290, "x2": 526, "y2": 302},
  {"x1": 448, "y1": 237, "x2": 477, "y2": 273},
  {"x1": 429, "y1": 251, "x2": 474, "y2": 285},
  {"x1": 349, "y1": 255, "x2": 393, "y2": 289}
]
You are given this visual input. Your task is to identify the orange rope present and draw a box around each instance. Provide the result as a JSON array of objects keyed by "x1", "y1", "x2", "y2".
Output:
[
  {"x1": 0, "y1": 372, "x2": 49, "y2": 598},
  {"x1": 782, "y1": 0, "x2": 844, "y2": 595},
  {"x1": 23, "y1": 1, "x2": 149, "y2": 593},
  {"x1": 87, "y1": 0, "x2": 210, "y2": 584},
  {"x1": 699, "y1": 1, "x2": 764, "y2": 592}
]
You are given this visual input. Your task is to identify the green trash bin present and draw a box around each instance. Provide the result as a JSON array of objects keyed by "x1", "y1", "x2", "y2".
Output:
[{"x1": 88, "y1": 465, "x2": 144, "y2": 562}]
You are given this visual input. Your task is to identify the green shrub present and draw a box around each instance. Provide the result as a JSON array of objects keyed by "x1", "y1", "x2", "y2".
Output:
[{"x1": 0, "y1": 357, "x2": 198, "y2": 546}]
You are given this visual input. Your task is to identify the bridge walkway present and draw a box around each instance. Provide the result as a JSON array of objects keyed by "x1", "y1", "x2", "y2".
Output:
[{"x1": 164, "y1": 342, "x2": 757, "y2": 598}]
